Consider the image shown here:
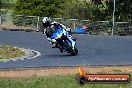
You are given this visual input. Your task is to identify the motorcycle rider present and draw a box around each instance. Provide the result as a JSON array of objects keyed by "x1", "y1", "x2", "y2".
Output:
[{"x1": 42, "y1": 17, "x2": 75, "y2": 52}]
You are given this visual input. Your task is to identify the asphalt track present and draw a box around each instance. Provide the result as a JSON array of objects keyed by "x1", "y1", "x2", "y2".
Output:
[{"x1": 0, "y1": 31, "x2": 132, "y2": 68}]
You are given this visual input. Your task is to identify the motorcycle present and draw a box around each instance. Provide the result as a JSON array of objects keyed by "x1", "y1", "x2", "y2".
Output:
[{"x1": 50, "y1": 26, "x2": 78, "y2": 56}]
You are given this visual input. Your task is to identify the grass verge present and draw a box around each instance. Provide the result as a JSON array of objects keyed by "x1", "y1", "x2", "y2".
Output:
[
  {"x1": 0, "y1": 74, "x2": 131, "y2": 88},
  {"x1": 0, "y1": 66, "x2": 132, "y2": 88},
  {"x1": 0, "y1": 44, "x2": 25, "y2": 61}
]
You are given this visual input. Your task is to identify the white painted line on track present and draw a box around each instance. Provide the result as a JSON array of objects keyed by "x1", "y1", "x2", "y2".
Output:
[
  {"x1": 12, "y1": 59, "x2": 17, "y2": 61},
  {"x1": 0, "y1": 47, "x2": 41, "y2": 62},
  {"x1": 27, "y1": 50, "x2": 41, "y2": 59},
  {"x1": 20, "y1": 58, "x2": 24, "y2": 60}
]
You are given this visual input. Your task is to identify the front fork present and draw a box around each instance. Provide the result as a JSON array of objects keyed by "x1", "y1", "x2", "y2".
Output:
[
  {"x1": 57, "y1": 43, "x2": 64, "y2": 51},
  {"x1": 55, "y1": 35, "x2": 76, "y2": 51},
  {"x1": 67, "y1": 36, "x2": 76, "y2": 50}
]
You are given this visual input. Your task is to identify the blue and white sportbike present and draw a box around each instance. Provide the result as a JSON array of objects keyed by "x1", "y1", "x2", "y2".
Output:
[{"x1": 51, "y1": 26, "x2": 78, "y2": 56}]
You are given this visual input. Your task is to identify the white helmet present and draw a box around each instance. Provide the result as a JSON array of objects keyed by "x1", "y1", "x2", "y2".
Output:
[
  {"x1": 42, "y1": 17, "x2": 51, "y2": 27},
  {"x1": 42, "y1": 17, "x2": 51, "y2": 23}
]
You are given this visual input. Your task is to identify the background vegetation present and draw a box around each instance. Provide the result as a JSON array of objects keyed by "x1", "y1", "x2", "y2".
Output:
[
  {"x1": 1, "y1": 0, "x2": 132, "y2": 21},
  {"x1": 1, "y1": 0, "x2": 132, "y2": 35}
]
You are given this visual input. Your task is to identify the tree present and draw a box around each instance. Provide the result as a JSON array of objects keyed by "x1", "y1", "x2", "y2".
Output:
[
  {"x1": 62, "y1": 0, "x2": 95, "y2": 19},
  {"x1": 91, "y1": 0, "x2": 132, "y2": 21},
  {"x1": 13, "y1": 0, "x2": 65, "y2": 17},
  {"x1": 114, "y1": 0, "x2": 132, "y2": 21},
  {"x1": 91, "y1": 0, "x2": 110, "y2": 20}
]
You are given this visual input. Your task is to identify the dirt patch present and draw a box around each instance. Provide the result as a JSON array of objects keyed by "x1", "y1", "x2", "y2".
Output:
[{"x1": 0, "y1": 66, "x2": 132, "y2": 77}]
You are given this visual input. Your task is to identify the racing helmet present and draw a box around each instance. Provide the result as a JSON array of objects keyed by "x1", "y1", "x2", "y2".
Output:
[{"x1": 42, "y1": 17, "x2": 51, "y2": 28}]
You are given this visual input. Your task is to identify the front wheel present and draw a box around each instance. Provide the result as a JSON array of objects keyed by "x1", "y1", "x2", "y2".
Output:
[
  {"x1": 74, "y1": 47, "x2": 78, "y2": 54},
  {"x1": 62, "y1": 41, "x2": 78, "y2": 56}
]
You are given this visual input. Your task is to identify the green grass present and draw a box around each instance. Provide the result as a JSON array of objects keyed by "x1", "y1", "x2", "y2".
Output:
[
  {"x1": 0, "y1": 44, "x2": 25, "y2": 60},
  {"x1": 0, "y1": 75, "x2": 131, "y2": 88}
]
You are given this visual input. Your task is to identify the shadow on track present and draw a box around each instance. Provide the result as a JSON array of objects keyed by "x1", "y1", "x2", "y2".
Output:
[{"x1": 44, "y1": 53, "x2": 79, "y2": 57}]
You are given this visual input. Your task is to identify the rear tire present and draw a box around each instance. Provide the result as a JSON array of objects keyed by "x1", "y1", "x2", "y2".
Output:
[{"x1": 62, "y1": 41, "x2": 78, "y2": 56}]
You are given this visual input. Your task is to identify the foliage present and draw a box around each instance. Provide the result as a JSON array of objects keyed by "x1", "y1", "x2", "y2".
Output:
[
  {"x1": 13, "y1": 0, "x2": 97, "y2": 20},
  {"x1": 91, "y1": 0, "x2": 111, "y2": 21},
  {"x1": 13, "y1": 0, "x2": 66, "y2": 26},
  {"x1": 63, "y1": 0, "x2": 96, "y2": 20},
  {"x1": 1, "y1": 0, "x2": 17, "y2": 9},
  {"x1": 91, "y1": 0, "x2": 132, "y2": 21},
  {"x1": 2, "y1": 0, "x2": 132, "y2": 22},
  {"x1": 1, "y1": 0, "x2": 18, "y2": 3},
  {"x1": 13, "y1": 0, "x2": 65, "y2": 17},
  {"x1": 115, "y1": 0, "x2": 132, "y2": 21}
]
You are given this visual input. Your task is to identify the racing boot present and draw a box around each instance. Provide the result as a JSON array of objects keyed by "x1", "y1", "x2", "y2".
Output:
[
  {"x1": 72, "y1": 37, "x2": 77, "y2": 41},
  {"x1": 52, "y1": 42, "x2": 57, "y2": 48},
  {"x1": 68, "y1": 35, "x2": 77, "y2": 41},
  {"x1": 52, "y1": 42, "x2": 63, "y2": 53},
  {"x1": 59, "y1": 48, "x2": 63, "y2": 53}
]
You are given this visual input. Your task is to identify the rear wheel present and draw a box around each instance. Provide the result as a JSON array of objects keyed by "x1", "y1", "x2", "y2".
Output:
[{"x1": 62, "y1": 41, "x2": 78, "y2": 56}]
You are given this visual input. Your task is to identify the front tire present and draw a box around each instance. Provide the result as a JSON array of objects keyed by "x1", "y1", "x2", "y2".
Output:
[
  {"x1": 74, "y1": 47, "x2": 78, "y2": 54},
  {"x1": 62, "y1": 41, "x2": 78, "y2": 56}
]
